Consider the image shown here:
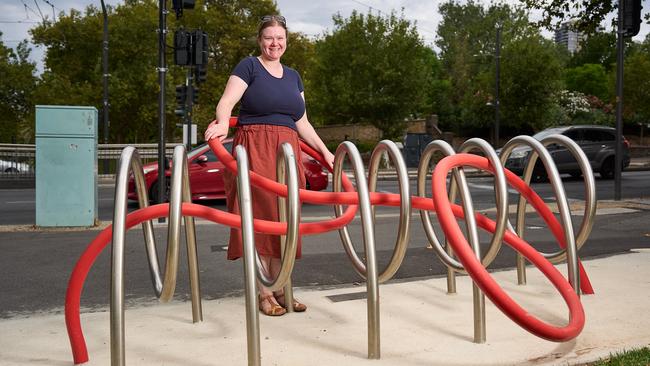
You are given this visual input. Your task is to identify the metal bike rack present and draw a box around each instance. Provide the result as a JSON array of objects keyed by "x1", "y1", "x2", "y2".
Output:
[
  {"x1": 236, "y1": 143, "x2": 300, "y2": 366},
  {"x1": 500, "y1": 135, "x2": 595, "y2": 294},
  {"x1": 416, "y1": 135, "x2": 595, "y2": 343},
  {"x1": 88, "y1": 133, "x2": 595, "y2": 365},
  {"x1": 110, "y1": 145, "x2": 201, "y2": 366}
]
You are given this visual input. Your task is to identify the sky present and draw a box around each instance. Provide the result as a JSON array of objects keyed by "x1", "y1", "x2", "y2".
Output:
[{"x1": 1, "y1": 0, "x2": 649, "y2": 73}]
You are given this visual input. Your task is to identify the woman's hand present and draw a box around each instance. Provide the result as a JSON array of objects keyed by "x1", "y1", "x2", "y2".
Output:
[
  {"x1": 204, "y1": 120, "x2": 229, "y2": 142},
  {"x1": 321, "y1": 150, "x2": 335, "y2": 170}
]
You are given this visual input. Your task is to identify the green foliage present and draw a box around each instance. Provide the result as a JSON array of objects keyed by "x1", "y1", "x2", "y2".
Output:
[
  {"x1": 436, "y1": 1, "x2": 562, "y2": 135},
  {"x1": 499, "y1": 35, "x2": 564, "y2": 131},
  {"x1": 309, "y1": 11, "x2": 432, "y2": 140},
  {"x1": 518, "y1": 0, "x2": 618, "y2": 34},
  {"x1": 28, "y1": 0, "x2": 283, "y2": 143},
  {"x1": 622, "y1": 51, "x2": 650, "y2": 124},
  {"x1": 569, "y1": 31, "x2": 618, "y2": 70},
  {"x1": 590, "y1": 347, "x2": 650, "y2": 366},
  {"x1": 0, "y1": 34, "x2": 37, "y2": 143},
  {"x1": 565, "y1": 63, "x2": 609, "y2": 100}
]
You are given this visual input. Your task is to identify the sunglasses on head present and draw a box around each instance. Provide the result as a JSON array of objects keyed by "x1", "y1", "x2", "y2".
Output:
[{"x1": 260, "y1": 15, "x2": 286, "y2": 25}]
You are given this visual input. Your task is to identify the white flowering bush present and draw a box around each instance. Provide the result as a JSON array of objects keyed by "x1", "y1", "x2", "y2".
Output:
[{"x1": 557, "y1": 90, "x2": 591, "y2": 116}]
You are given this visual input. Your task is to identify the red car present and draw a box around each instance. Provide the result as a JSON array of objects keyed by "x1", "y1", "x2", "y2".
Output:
[{"x1": 127, "y1": 138, "x2": 329, "y2": 202}]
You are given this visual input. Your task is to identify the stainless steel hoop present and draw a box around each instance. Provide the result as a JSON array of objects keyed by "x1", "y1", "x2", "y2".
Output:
[
  {"x1": 273, "y1": 143, "x2": 301, "y2": 305},
  {"x1": 237, "y1": 143, "x2": 301, "y2": 366},
  {"x1": 110, "y1": 146, "x2": 201, "y2": 366},
  {"x1": 457, "y1": 138, "x2": 509, "y2": 266},
  {"x1": 362, "y1": 140, "x2": 411, "y2": 282},
  {"x1": 416, "y1": 139, "x2": 508, "y2": 271},
  {"x1": 332, "y1": 141, "x2": 381, "y2": 359},
  {"x1": 500, "y1": 135, "x2": 580, "y2": 294}
]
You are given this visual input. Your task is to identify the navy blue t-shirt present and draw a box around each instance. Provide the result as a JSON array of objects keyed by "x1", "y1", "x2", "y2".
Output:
[{"x1": 231, "y1": 56, "x2": 305, "y2": 130}]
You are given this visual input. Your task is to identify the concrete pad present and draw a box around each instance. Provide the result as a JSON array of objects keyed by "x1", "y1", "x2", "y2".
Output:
[{"x1": 1, "y1": 251, "x2": 649, "y2": 365}]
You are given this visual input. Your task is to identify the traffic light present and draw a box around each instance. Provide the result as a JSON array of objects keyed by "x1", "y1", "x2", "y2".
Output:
[
  {"x1": 195, "y1": 64, "x2": 207, "y2": 84},
  {"x1": 192, "y1": 30, "x2": 208, "y2": 66},
  {"x1": 175, "y1": 84, "x2": 187, "y2": 116},
  {"x1": 172, "y1": 0, "x2": 195, "y2": 18},
  {"x1": 192, "y1": 86, "x2": 199, "y2": 105},
  {"x1": 173, "y1": 30, "x2": 190, "y2": 66},
  {"x1": 622, "y1": 0, "x2": 642, "y2": 37}
]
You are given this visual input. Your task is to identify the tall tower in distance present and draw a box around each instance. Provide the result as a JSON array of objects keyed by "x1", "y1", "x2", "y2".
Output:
[{"x1": 554, "y1": 20, "x2": 585, "y2": 53}]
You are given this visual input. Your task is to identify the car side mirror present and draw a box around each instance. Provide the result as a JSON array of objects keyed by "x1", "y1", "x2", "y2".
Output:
[{"x1": 196, "y1": 155, "x2": 208, "y2": 164}]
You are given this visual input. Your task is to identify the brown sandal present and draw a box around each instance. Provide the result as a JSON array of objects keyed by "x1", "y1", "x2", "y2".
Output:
[
  {"x1": 259, "y1": 295, "x2": 286, "y2": 316},
  {"x1": 275, "y1": 293, "x2": 307, "y2": 312}
]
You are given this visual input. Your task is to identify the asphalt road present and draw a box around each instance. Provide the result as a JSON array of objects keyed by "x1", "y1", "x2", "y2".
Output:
[
  {"x1": 1, "y1": 170, "x2": 649, "y2": 226},
  {"x1": 0, "y1": 171, "x2": 649, "y2": 317}
]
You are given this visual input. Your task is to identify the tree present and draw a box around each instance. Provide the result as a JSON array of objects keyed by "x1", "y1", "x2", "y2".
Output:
[
  {"x1": 565, "y1": 63, "x2": 609, "y2": 100},
  {"x1": 28, "y1": 0, "x2": 298, "y2": 143},
  {"x1": 0, "y1": 34, "x2": 36, "y2": 143},
  {"x1": 569, "y1": 31, "x2": 618, "y2": 70},
  {"x1": 622, "y1": 51, "x2": 650, "y2": 124},
  {"x1": 519, "y1": 0, "x2": 615, "y2": 34},
  {"x1": 436, "y1": 1, "x2": 562, "y2": 135},
  {"x1": 309, "y1": 11, "x2": 432, "y2": 140},
  {"x1": 519, "y1": 0, "x2": 649, "y2": 34},
  {"x1": 499, "y1": 35, "x2": 564, "y2": 132}
]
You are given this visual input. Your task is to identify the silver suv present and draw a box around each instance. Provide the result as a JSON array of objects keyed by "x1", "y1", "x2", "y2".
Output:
[{"x1": 503, "y1": 125, "x2": 631, "y2": 181}]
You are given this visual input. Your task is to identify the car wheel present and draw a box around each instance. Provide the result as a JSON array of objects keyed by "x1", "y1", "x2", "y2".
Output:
[
  {"x1": 149, "y1": 179, "x2": 170, "y2": 203},
  {"x1": 599, "y1": 157, "x2": 615, "y2": 179},
  {"x1": 4, "y1": 167, "x2": 19, "y2": 173}
]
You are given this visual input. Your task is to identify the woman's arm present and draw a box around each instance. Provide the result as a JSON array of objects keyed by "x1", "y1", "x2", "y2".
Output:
[
  {"x1": 295, "y1": 92, "x2": 335, "y2": 168},
  {"x1": 204, "y1": 75, "x2": 248, "y2": 142}
]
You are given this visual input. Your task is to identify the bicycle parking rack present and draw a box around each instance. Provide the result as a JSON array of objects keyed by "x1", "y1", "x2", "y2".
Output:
[{"x1": 64, "y1": 129, "x2": 595, "y2": 365}]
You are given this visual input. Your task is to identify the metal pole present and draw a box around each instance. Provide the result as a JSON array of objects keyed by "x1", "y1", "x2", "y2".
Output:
[
  {"x1": 186, "y1": 68, "x2": 193, "y2": 151},
  {"x1": 100, "y1": 0, "x2": 109, "y2": 174},
  {"x1": 157, "y1": 0, "x2": 168, "y2": 211},
  {"x1": 495, "y1": 25, "x2": 501, "y2": 148},
  {"x1": 615, "y1": 0, "x2": 624, "y2": 201}
]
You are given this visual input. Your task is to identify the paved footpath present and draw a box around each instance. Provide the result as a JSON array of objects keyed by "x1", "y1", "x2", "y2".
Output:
[{"x1": 1, "y1": 249, "x2": 649, "y2": 365}]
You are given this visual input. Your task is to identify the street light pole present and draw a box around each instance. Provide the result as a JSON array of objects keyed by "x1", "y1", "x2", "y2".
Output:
[{"x1": 494, "y1": 24, "x2": 501, "y2": 148}]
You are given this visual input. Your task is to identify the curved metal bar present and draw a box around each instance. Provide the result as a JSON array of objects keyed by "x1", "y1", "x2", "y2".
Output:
[
  {"x1": 272, "y1": 143, "x2": 301, "y2": 310},
  {"x1": 110, "y1": 146, "x2": 203, "y2": 366},
  {"x1": 500, "y1": 136, "x2": 579, "y2": 294},
  {"x1": 417, "y1": 140, "x2": 463, "y2": 270},
  {"x1": 365, "y1": 140, "x2": 411, "y2": 282},
  {"x1": 249, "y1": 143, "x2": 300, "y2": 291},
  {"x1": 457, "y1": 138, "x2": 509, "y2": 266},
  {"x1": 235, "y1": 145, "x2": 262, "y2": 366},
  {"x1": 417, "y1": 140, "x2": 460, "y2": 293},
  {"x1": 539, "y1": 135, "x2": 596, "y2": 262},
  {"x1": 332, "y1": 141, "x2": 380, "y2": 359},
  {"x1": 165, "y1": 146, "x2": 202, "y2": 321}
]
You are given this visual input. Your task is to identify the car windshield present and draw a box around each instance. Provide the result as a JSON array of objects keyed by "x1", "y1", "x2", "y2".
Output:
[
  {"x1": 532, "y1": 128, "x2": 566, "y2": 141},
  {"x1": 188, "y1": 143, "x2": 209, "y2": 159},
  {"x1": 187, "y1": 142, "x2": 233, "y2": 160}
]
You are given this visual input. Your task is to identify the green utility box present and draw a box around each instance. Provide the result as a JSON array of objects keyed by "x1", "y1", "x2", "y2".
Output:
[{"x1": 35, "y1": 105, "x2": 98, "y2": 227}]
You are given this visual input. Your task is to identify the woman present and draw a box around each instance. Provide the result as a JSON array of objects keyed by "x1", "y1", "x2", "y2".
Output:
[{"x1": 204, "y1": 15, "x2": 335, "y2": 316}]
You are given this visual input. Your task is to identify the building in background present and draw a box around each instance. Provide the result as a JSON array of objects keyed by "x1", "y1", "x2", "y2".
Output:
[{"x1": 554, "y1": 20, "x2": 585, "y2": 53}]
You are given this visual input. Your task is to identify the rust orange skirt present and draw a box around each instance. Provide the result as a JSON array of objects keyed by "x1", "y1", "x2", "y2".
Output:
[{"x1": 223, "y1": 124, "x2": 306, "y2": 260}]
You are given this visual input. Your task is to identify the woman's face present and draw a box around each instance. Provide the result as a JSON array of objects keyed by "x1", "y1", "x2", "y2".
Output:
[{"x1": 258, "y1": 25, "x2": 286, "y2": 61}]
